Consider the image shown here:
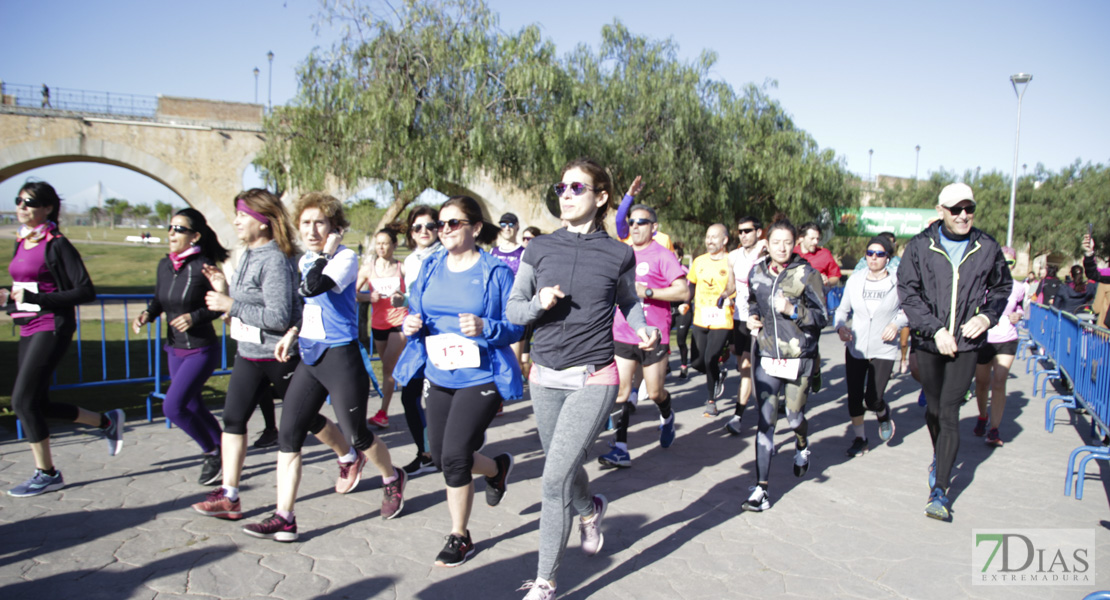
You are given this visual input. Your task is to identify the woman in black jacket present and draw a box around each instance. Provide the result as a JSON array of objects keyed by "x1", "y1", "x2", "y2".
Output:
[
  {"x1": 132, "y1": 208, "x2": 228, "y2": 485},
  {"x1": 4, "y1": 181, "x2": 123, "y2": 498}
]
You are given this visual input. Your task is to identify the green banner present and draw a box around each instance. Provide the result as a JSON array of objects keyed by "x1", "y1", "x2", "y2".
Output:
[{"x1": 833, "y1": 207, "x2": 938, "y2": 238}]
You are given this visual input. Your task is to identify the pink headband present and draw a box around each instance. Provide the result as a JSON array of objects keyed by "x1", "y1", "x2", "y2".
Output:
[{"x1": 236, "y1": 199, "x2": 270, "y2": 225}]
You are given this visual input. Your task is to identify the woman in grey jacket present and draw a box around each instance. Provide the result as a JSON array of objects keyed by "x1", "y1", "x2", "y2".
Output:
[{"x1": 834, "y1": 236, "x2": 906, "y2": 457}]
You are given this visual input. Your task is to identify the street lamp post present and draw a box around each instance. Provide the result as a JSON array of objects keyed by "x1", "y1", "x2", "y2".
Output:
[
  {"x1": 253, "y1": 67, "x2": 260, "y2": 104},
  {"x1": 868, "y1": 149, "x2": 873, "y2": 184},
  {"x1": 914, "y1": 145, "x2": 921, "y2": 180},
  {"x1": 1006, "y1": 72, "x2": 1032, "y2": 247},
  {"x1": 267, "y1": 51, "x2": 274, "y2": 112}
]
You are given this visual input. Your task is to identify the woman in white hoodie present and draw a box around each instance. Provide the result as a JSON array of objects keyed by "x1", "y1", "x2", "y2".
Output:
[{"x1": 835, "y1": 236, "x2": 906, "y2": 457}]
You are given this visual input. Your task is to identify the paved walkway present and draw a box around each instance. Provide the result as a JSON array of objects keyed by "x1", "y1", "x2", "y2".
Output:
[{"x1": 1, "y1": 331, "x2": 1108, "y2": 599}]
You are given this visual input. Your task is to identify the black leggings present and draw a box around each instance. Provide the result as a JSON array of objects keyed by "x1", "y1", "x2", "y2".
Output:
[
  {"x1": 400, "y1": 375, "x2": 428, "y2": 454},
  {"x1": 278, "y1": 342, "x2": 375, "y2": 454},
  {"x1": 13, "y1": 330, "x2": 79, "y2": 443},
  {"x1": 673, "y1": 309, "x2": 693, "y2": 366},
  {"x1": 690, "y1": 326, "x2": 730, "y2": 398},
  {"x1": 424, "y1": 380, "x2": 502, "y2": 487},
  {"x1": 843, "y1": 351, "x2": 894, "y2": 419},
  {"x1": 916, "y1": 349, "x2": 978, "y2": 490},
  {"x1": 223, "y1": 355, "x2": 298, "y2": 435}
]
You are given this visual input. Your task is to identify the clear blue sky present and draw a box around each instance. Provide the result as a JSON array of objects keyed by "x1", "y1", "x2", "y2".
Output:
[{"x1": 2, "y1": 0, "x2": 1107, "y2": 210}]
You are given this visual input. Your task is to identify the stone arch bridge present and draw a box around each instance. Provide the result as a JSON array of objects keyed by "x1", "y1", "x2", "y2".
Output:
[{"x1": 0, "y1": 92, "x2": 559, "y2": 246}]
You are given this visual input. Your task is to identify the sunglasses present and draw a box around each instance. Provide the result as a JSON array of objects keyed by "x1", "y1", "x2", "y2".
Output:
[
  {"x1": 411, "y1": 223, "x2": 439, "y2": 233},
  {"x1": 14, "y1": 196, "x2": 44, "y2": 208},
  {"x1": 945, "y1": 204, "x2": 976, "y2": 216},
  {"x1": 628, "y1": 218, "x2": 655, "y2": 226},
  {"x1": 865, "y1": 250, "x2": 888, "y2": 258},
  {"x1": 499, "y1": 222, "x2": 517, "y2": 228},
  {"x1": 437, "y1": 219, "x2": 472, "y2": 230},
  {"x1": 1006, "y1": 259, "x2": 1017, "y2": 267},
  {"x1": 522, "y1": 236, "x2": 535, "y2": 241},
  {"x1": 737, "y1": 228, "x2": 756, "y2": 235},
  {"x1": 553, "y1": 182, "x2": 598, "y2": 196},
  {"x1": 167, "y1": 224, "x2": 194, "y2": 234}
]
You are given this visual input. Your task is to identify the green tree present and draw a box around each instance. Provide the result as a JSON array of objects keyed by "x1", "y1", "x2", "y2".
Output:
[
  {"x1": 130, "y1": 204, "x2": 153, "y2": 227},
  {"x1": 153, "y1": 200, "x2": 175, "y2": 225},
  {"x1": 102, "y1": 198, "x2": 130, "y2": 229},
  {"x1": 88, "y1": 206, "x2": 105, "y2": 228}
]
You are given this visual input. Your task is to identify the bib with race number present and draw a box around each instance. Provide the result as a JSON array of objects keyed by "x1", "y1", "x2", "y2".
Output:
[
  {"x1": 12, "y1": 281, "x2": 41, "y2": 312},
  {"x1": 760, "y1": 356, "x2": 801, "y2": 380},
  {"x1": 371, "y1": 277, "x2": 401, "y2": 297},
  {"x1": 426, "y1": 333, "x2": 481, "y2": 370},
  {"x1": 702, "y1": 306, "x2": 728, "y2": 327},
  {"x1": 301, "y1": 304, "x2": 326, "y2": 340},
  {"x1": 230, "y1": 316, "x2": 262, "y2": 344}
]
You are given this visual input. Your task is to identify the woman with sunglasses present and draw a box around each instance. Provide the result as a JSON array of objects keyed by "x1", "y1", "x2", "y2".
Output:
[
  {"x1": 834, "y1": 236, "x2": 904, "y2": 458},
  {"x1": 191, "y1": 189, "x2": 351, "y2": 521},
  {"x1": 240, "y1": 192, "x2": 405, "y2": 542},
  {"x1": 742, "y1": 217, "x2": 827, "y2": 513},
  {"x1": 132, "y1": 208, "x2": 227, "y2": 485},
  {"x1": 522, "y1": 226, "x2": 541, "y2": 247},
  {"x1": 394, "y1": 196, "x2": 522, "y2": 567},
  {"x1": 507, "y1": 158, "x2": 657, "y2": 600},
  {"x1": 390, "y1": 206, "x2": 444, "y2": 477},
  {"x1": 4, "y1": 182, "x2": 120, "y2": 498},
  {"x1": 359, "y1": 228, "x2": 408, "y2": 430},
  {"x1": 972, "y1": 246, "x2": 1026, "y2": 447}
]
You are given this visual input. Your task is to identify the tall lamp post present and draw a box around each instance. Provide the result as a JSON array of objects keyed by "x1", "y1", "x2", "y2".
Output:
[
  {"x1": 253, "y1": 67, "x2": 260, "y2": 104},
  {"x1": 1006, "y1": 72, "x2": 1032, "y2": 247},
  {"x1": 914, "y1": 145, "x2": 921, "y2": 180},
  {"x1": 867, "y1": 149, "x2": 873, "y2": 183},
  {"x1": 267, "y1": 51, "x2": 274, "y2": 112}
]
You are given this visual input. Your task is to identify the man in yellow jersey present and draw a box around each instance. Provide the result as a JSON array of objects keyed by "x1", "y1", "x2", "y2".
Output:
[{"x1": 687, "y1": 223, "x2": 734, "y2": 416}]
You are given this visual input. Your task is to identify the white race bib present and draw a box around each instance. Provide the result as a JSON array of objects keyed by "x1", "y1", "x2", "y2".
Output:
[
  {"x1": 230, "y1": 316, "x2": 262, "y2": 344},
  {"x1": 301, "y1": 304, "x2": 326, "y2": 340},
  {"x1": 371, "y1": 277, "x2": 401, "y2": 297},
  {"x1": 12, "y1": 281, "x2": 41, "y2": 312},
  {"x1": 426, "y1": 333, "x2": 481, "y2": 370},
  {"x1": 760, "y1": 356, "x2": 801, "y2": 380},
  {"x1": 702, "y1": 306, "x2": 728, "y2": 327}
]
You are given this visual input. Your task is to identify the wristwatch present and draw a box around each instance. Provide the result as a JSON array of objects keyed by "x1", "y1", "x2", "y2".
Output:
[{"x1": 645, "y1": 288, "x2": 654, "y2": 298}]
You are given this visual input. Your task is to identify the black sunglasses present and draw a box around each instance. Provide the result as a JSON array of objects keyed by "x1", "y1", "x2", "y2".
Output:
[
  {"x1": 1006, "y1": 259, "x2": 1016, "y2": 267},
  {"x1": 411, "y1": 223, "x2": 439, "y2": 233},
  {"x1": 628, "y1": 218, "x2": 655, "y2": 226},
  {"x1": 737, "y1": 227, "x2": 756, "y2": 235},
  {"x1": 865, "y1": 250, "x2": 888, "y2": 258},
  {"x1": 945, "y1": 204, "x2": 976, "y2": 216},
  {"x1": 14, "y1": 196, "x2": 44, "y2": 208},
  {"x1": 167, "y1": 224, "x2": 194, "y2": 234},
  {"x1": 437, "y1": 219, "x2": 472, "y2": 230},
  {"x1": 553, "y1": 182, "x2": 598, "y2": 196}
]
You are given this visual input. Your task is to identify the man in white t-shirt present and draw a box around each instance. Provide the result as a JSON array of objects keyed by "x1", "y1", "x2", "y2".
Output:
[{"x1": 723, "y1": 215, "x2": 766, "y2": 435}]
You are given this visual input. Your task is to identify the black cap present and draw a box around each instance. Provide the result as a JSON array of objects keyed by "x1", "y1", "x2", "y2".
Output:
[{"x1": 499, "y1": 213, "x2": 519, "y2": 225}]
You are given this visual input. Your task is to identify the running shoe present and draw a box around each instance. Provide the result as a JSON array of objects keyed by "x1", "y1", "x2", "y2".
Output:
[
  {"x1": 199, "y1": 451, "x2": 222, "y2": 486},
  {"x1": 103, "y1": 408, "x2": 125, "y2": 456},
  {"x1": 434, "y1": 530, "x2": 475, "y2": 567},
  {"x1": 986, "y1": 428, "x2": 1004, "y2": 447},
  {"x1": 742, "y1": 485, "x2": 770, "y2": 512},
  {"x1": 928, "y1": 455, "x2": 937, "y2": 489},
  {"x1": 7, "y1": 469, "x2": 64, "y2": 497},
  {"x1": 725, "y1": 414, "x2": 743, "y2": 436},
  {"x1": 793, "y1": 446, "x2": 811, "y2": 477},
  {"x1": 659, "y1": 415, "x2": 676, "y2": 448},
  {"x1": 879, "y1": 418, "x2": 895, "y2": 443},
  {"x1": 368, "y1": 409, "x2": 389, "y2": 429},
  {"x1": 242, "y1": 513, "x2": 298, "y2": 542},
  {"x1": 597, "y1": 444, "x2": 631, "y2": 469},
  {"x1": 335, "y1": 449, "x2": 367, "y2": 494},
  {"x1": 485, "y1": 453, "x2": 514, "y2": 507},
  {"x1": 579, "y1": 494, "x2": 607, "y2": 555},
  {"x1": 253, "y1": 428, "x2": 279, "y2": 449},
  {"x1": 679, "y1": 365, "x2": 688, "y2": 379},
  {"x1": 960, "y1": 390, "x2": 972, "y2": 405},
  {"x1": 518, "y1": 580, "x2": 557, "y2": 600},
  {"x1": 403, "y1": 454, "x2": 438, "y2": 477},
  {"x1": 703, "y1": 400, "x2": 719, "y2": 417},
  {"x1": 810, "y1": 371, "x2": 822, "y2": 393},
  {"x1": 714, "y1": 370, "x2": 727, "y2": 400},
  {"x1": 973, "y1": 416, "x2": 988, "y2": 437},
  {"x1": 381, "y1": 468, "x2": 406, "y2": 520},
  {"x1": 924, "y1": 487, "x2": 951, "y2": 521},
  {"x1": 192, "y1": 487, "x2": 242, "y2": 520},
  {"x1": 917, "y1": 389, "x2": 927, "y2": 407},
  {"x1": 846, "y1": 437, "x2": 869, "y2": 458}
]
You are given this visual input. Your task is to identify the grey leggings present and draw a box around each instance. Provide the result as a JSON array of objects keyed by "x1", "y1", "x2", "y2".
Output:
[{"x1": 530, "y1": 380, "x2": 617, "y2": 581}]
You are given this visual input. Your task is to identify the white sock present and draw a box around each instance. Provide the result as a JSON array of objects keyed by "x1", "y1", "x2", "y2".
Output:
[
  {"x1": 852, "y1": 423, "x2": 866, "y2": 439},
  {"x1": 222, "y1": 485, "x2": 239, "y2": 501},
  {"x1": 628, "y1": 389, "x2": 639, "y2": 407},
  {"x1": 338, "y1": 448, "x2": 357, "y2": 463},
  {"x1": 614, "y1": 441, "x2": 628, "y2": 452}
]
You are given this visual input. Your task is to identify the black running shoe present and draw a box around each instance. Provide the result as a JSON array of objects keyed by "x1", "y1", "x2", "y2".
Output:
[
  {"x1": 435, "y1": 531, "x2": 475, "y2": 567},
  {"x1": 199, "y1": 452, "x2": 222, "y2": 486},
  {"x1": 485, "y1": 453, "x2": 514, "y2": 507},
  {"x1": 253, "y1": 428, "x2": 278, "y2": 449}
]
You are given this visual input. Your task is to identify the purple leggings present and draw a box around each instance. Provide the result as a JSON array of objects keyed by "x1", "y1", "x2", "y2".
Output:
[{"x1": 164, "y1": 344, "x2": 222, "y2": 453}]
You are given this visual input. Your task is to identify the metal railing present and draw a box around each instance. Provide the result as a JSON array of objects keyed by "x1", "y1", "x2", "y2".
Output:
[{"x1": 1, "y1": 82, "x2": 158, "y2": 118}]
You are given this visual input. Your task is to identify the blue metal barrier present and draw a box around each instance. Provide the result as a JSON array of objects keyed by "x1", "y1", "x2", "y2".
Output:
[
  {"x1": 1026, "y1": 304, "x2": 1054, "y2": 374},
  {"x1": 1045, "y1": 312, "x2": 1081, "y2": 431},
  {"x1": 14, "y1": 294, "x2": 382, "y2": 439},
  {"x1": 1032, "y1": 307, "x2": 1061, "y2": 394}
]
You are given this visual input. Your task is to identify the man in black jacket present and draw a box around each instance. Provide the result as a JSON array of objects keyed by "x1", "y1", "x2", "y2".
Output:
[{"x1": 897, "y1": 182, "x2": 1012, "y2": 522}]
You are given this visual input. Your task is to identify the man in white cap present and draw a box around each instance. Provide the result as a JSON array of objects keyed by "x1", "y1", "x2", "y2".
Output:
[{"x1": 897, "y1": 182, "x2": 1011, "y2": 522}]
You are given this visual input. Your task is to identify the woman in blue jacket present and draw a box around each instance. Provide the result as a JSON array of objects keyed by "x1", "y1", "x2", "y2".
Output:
[{"x1": 394, "y1": 195, "x2": 523, "y2": 568}]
